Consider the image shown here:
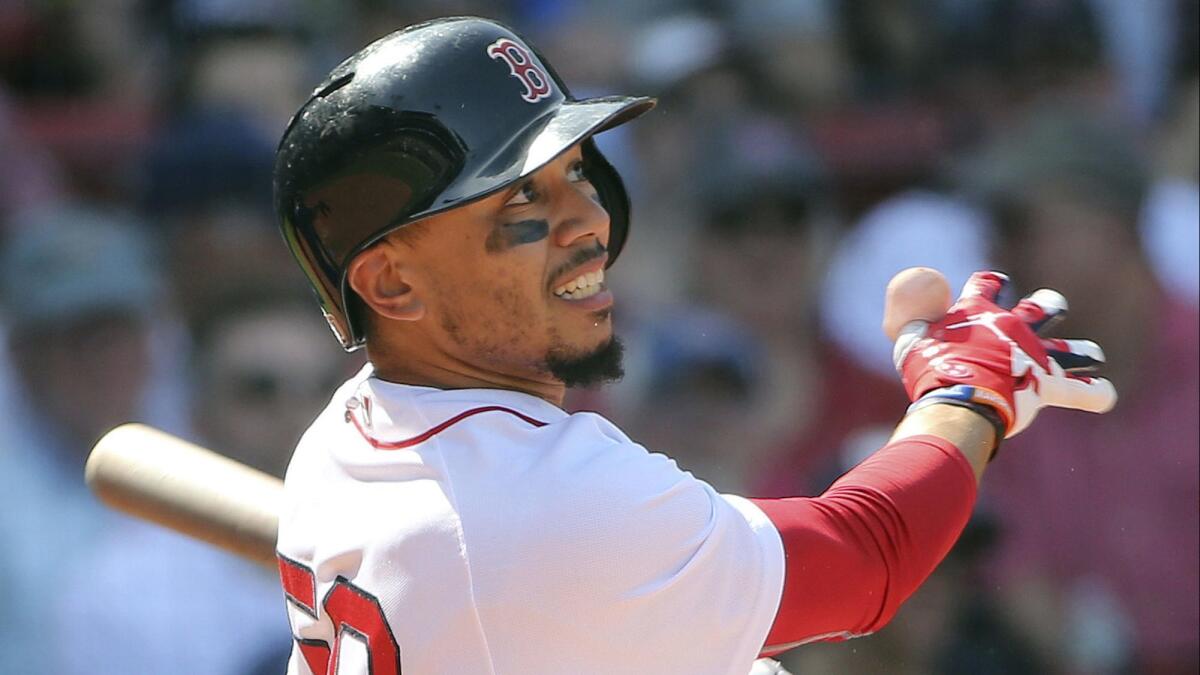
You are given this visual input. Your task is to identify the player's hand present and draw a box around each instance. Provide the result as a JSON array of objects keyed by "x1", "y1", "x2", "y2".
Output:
[{"x1": 893, "y1": 271, "x2": 1117, "y2": 439}]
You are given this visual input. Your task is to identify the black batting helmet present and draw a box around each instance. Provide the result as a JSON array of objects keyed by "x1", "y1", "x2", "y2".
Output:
[{"x1": 274, "y1": 16, "x2": 655, "y2": 350}]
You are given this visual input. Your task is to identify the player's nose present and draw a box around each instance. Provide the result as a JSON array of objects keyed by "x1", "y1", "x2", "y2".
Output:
[{"x1": 552, "y1": 181, "x2": 611, "y2": 250}]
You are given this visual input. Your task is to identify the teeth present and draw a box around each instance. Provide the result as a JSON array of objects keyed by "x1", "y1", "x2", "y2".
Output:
[
  {"x1": 554, "y1": 269, "x2": 604, "y2": 299},
  {"x1": 561, "y1": 284, "x2": 602, "y2": 300}
]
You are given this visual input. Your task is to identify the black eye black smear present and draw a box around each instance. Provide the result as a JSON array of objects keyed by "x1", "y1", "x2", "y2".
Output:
[{"x1": 486, "y1": 219, "x2": 549, "y2": 253}]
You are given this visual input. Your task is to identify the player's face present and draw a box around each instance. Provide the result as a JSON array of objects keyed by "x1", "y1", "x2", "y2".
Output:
[{"x1": 400, "y1": 143, "x2": 621, "y2": 386}]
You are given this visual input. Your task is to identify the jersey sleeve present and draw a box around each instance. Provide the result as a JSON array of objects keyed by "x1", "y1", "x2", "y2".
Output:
[{"x1": 750, "y1": 434, "x2": 978, "y2": 655}]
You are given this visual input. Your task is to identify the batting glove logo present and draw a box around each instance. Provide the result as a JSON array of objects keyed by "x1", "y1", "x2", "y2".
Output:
[
  {"x1": 487, "y1": 38, "x2": 553, "y2": 103},
  {"x1": 933, "y1": 359, "x2": 973, "y2": 379}
]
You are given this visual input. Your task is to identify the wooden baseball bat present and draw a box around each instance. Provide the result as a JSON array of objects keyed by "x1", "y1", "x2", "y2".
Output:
[
  {"x1": 85, "y1": 423, "x2": 282, "y2": 570},
  {"x1": 84, "y1": 268, "x2": 953, "y2": 571}
]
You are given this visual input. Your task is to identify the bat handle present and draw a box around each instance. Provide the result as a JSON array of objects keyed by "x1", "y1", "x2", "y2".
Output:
[{"x1": 85, "y1": 423, "x2": 283, "y2": 570}]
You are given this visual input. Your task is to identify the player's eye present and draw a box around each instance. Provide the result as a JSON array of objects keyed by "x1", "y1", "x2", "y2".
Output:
[
  {"x1": 567, "y1": 160, "x2": 589, "y2": 183},
  {"x1": 505, "y1": 181, "x2": 538, "y2": 207}
]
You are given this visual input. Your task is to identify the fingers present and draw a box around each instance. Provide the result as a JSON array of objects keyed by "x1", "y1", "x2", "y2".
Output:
[
  {"x1": 1013, "y1": 289, "x2": 1069, "y2": 335},
  {"x1": 1042, "y1": 373, "x2": 1118, "y2": 414},
  {"x1": 957, "y1": 271, "x2": 1010, "y2": 303},
  {"x1": 1044, "y1": 338, "x2": 1105, "y2": 374}
]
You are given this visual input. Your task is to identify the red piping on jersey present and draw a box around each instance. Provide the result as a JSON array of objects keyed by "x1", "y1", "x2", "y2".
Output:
[{"x1": 348, "y1": 405, "x2": 548, "y2": 450}]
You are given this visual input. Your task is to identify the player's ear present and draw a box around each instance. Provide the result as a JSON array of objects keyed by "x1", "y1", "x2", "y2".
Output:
[{"x1": 346, "y1": 243, "x2": 425, "y2": 322}]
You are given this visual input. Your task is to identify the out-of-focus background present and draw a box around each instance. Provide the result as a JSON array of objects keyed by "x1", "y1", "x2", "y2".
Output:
[{"x1": 0, "y1": 0, "x2": 1195, "y2": 673}]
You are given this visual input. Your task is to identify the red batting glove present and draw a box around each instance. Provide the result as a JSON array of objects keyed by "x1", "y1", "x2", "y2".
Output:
[{"x1": 894, "y1": 271, "x2": 1117, "y2": 439}]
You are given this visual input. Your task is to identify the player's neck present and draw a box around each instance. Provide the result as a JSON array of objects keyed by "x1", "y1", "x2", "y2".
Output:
[{"x1": 367, "y1": 344, "x2": 567, "y2": 407}]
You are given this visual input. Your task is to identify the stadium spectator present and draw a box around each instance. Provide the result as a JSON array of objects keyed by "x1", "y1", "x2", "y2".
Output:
[
  {"x1": 50, "y1": 284, "x2": 353, "y2": 674},
  {"x1": 0, "y1": 205, "x2": 162, "y2": 673}
]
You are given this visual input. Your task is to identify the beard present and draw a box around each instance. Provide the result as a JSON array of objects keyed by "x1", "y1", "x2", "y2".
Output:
[{"x1": 544, "y1": 335, "x2": 625, "y2": 388}]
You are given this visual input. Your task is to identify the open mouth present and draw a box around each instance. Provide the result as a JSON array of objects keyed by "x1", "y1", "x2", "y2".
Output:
[{"x1": 552, "y1": 269, "x2": 605, "y2": 300}]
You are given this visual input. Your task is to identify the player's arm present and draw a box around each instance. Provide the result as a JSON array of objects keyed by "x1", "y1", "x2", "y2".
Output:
[
  {"x1": 751, "y1": 271, "x2": 1116, "y2": 656},
  {"x1": 893, "y1": 401, "x2": 995, "y2": 482},
  {"x1": 750, "y1": 416, "x2": 981, "y2": 654}
]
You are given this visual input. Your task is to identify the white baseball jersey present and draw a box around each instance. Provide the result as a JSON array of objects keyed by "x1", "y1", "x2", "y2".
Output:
[{"x1": 277, "y1": 365, "x2": 785, "y2": 674}]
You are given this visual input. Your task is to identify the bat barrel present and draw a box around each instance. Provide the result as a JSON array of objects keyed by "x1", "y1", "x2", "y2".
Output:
[{"x1": 85, "y1": 423, "x2": 282, "y2": 570}]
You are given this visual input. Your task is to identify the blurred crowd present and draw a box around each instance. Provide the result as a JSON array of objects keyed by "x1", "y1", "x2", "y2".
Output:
[{"x1": 0, "y1": 0, "x2": 1195, "y2": 673}]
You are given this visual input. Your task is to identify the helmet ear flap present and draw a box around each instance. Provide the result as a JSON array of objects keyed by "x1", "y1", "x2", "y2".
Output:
[{"x1": 581, "y1": 139, "x2": 631, "y2": 265}]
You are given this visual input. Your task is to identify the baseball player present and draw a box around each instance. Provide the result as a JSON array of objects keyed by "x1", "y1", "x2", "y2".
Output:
[{"x1": 272, "y1": 17, "x2": 1117, "y2": 674}]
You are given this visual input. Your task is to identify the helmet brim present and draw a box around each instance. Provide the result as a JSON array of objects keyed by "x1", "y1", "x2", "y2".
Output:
[
  {"x1": 517, "y1": 95, "x2": 655, "y2": 176},
  {"x1": 430, "y1": 94, "x2": 655, "y2": 212}
]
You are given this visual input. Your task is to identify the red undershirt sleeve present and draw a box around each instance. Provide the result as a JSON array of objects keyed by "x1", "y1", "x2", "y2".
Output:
[{"x1": 749, "y1": 434, "x2": 978, "y2": 656}]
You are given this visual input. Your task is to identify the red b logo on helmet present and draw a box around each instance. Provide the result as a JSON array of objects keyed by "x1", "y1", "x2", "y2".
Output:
[{"x1": 487, "y1": 38, "x2": 553, "y2": 103}]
